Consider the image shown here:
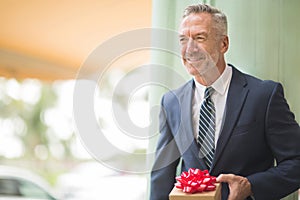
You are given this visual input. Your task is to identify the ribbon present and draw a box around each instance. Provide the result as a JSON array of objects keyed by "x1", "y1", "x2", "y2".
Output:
[{"x1": 175, "y1": 168, "x2": 217, "y2": 194}]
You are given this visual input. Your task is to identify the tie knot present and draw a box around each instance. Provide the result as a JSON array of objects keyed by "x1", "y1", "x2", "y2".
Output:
[{"x1": 204, "y1": 87, "x2": 214, "y2": 99}]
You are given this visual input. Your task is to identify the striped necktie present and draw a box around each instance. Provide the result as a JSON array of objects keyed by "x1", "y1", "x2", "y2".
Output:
[{"x1": 197, "y1": 87, "x2": 215, "y2": 169}]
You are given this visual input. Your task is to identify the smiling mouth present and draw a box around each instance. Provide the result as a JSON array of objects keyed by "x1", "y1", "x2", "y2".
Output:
[
  {"x1": 184, "y1": 52, "x2": 206, "y2": 62},
  {"x1": 186, "y1": 56, "x2": 205, "y2": 63}
]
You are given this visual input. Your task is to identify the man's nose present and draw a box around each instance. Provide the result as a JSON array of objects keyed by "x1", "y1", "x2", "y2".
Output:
[{"x1": 186, "y1": 38, "x2": 199, "y2": 52}]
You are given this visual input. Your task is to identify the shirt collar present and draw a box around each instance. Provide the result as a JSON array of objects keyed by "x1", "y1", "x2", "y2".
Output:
[
  {"x1": 211, "y1": 65, "x2": 232, "y2": 95},
  {"x1": 193, "y1": 64, "x2": 232, "y2": 96},
  {"x1": 194, "y1": 76, "x2": 206, "y2": 98}
]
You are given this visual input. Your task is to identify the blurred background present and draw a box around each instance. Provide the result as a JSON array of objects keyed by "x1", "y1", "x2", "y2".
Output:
[
  {"x1": 0, "y1": 0, "x2": 299, "y2": 200},
  {"x1": 0, "y1": 0, "x2": 151, "y2": 199}
]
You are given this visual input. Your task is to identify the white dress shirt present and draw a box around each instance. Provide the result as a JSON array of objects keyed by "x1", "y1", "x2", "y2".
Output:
[{"x1": 192, "y1": 65, "x2": 232, "y2": 147}]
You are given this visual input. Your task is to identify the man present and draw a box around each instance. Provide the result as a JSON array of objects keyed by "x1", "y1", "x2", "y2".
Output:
[{"x1": 150, "y1": 4, "x2": 300, "y2": 200}]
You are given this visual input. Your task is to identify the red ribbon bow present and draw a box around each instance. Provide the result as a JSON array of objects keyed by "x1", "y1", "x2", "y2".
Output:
[{"x1": 175, "y1": 168, "x2": 217, "y2": 193}]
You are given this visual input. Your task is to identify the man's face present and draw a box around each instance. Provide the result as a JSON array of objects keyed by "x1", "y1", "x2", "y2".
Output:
[{"x1": 179, "y1": 13, "x2": 224, "y2": 77}]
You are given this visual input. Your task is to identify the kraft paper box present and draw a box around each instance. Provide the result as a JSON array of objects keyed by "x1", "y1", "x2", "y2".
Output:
[{"x1": 169, "y1": 183, "x2": 221, "y2": 200}]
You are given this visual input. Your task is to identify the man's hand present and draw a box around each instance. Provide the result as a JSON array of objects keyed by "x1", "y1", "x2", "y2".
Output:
[{"x1": 217, "y1": 174, "x2": 253, "y2": 200}]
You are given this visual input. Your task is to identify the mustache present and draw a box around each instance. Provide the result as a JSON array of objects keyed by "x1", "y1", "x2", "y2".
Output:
[{"x1": 184, "y1": 52, "x2": 206, "y2": 62}]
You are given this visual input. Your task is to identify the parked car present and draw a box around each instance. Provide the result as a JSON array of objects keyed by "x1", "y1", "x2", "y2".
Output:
[
  {"x1": 56, "y1": 161, "x2": 147, "y2": 200},
  {"x1": 0, "y1": 165, "x2": 58, "y2": 200}
]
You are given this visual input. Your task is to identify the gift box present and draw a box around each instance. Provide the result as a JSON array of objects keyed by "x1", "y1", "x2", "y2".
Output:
[{"x1": 169, "y1": 183, "x2": 221, "y2": 200}]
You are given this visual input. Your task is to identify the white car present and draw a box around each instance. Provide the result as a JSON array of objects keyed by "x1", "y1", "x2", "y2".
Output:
[
  {"x1": 0, "y1": 165, "x2": 58, "y2": 200},
  {"x1": 56, "y1": 161, "x2": 147, "y2": 200}
]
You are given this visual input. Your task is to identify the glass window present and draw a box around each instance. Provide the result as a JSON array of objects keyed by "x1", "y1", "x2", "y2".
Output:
[
  {"x1": 18, "y1": 179, "x2": 55, "y2": 200},
  {"x1": 0, "y1": 177, "x2": 56, "y2": 200},
  {"x1": 0, "y1": 178, "x2": 21, "y2": 196}
]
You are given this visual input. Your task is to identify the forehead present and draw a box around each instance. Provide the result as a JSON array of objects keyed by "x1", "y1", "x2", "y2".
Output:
[{"x1": 179, "y1": 13, "x2": 213, "y2": 35}]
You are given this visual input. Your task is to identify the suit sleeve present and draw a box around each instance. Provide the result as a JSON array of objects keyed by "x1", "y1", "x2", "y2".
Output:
[
  {"x1": 150, "y1": 95, "x2": 181, "y2": 200},
  {"x1": 247, "y1": 83, "x2": 300, "y2": 199}
]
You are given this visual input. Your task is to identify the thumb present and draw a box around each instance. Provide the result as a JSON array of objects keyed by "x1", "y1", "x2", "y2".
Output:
[{"x1": 216, "y1": 173, "x2": 235, "y2": 183}]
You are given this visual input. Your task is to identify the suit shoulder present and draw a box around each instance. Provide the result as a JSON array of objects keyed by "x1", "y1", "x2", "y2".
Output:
[
  {"x1": 162, "y1": 80, "x2": 193, "y2": 104},
  {"x1": 231, "y1": 66, "x2": 281, "y2": 96},
  {"x1": 242, "y1": 71, "x2": 279, "y2": 89}
]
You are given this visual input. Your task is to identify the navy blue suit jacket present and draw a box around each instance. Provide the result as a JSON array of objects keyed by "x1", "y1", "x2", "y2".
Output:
[{"x1": 150, "y1": 66, "x2": 300, "y2": 200}]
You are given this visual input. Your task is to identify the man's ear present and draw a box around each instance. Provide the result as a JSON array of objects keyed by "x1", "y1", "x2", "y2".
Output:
[{"x1": 220, "y1": 35, "x2": 229, "y2": 53}]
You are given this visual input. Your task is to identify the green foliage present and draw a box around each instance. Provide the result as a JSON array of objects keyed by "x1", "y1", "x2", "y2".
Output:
[{"x1": 0, "y1": 78, "x2": 69, "y2": 160}]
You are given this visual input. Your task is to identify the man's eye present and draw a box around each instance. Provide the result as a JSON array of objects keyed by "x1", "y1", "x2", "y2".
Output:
[
  {"x1": 195, "y1": 36, "x2": 206, "y2": 41},
  {"x1": 179, "y1": 37, "x2": 188, "y2": 44}
]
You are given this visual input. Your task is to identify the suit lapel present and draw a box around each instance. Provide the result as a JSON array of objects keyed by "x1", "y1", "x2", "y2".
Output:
[
  {"x1": 210, "y1": 67, "x2": 249, "y2": 171},
  {"x1": 180, "y1": 80, "x2": 194, "y2": 146},
  {"x1": 178, "y1": 80, "x2": 208, "y2": 169}
]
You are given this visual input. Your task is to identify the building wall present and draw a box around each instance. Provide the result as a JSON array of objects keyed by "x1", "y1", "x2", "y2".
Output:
[{"x1": 217, "y1": 0, "x2": 300, "y2": 122}]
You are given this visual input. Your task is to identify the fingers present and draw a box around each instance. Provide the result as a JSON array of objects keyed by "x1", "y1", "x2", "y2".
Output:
[
  {"x1": 216, "y1": 173, "x2": 235, "y2": 183},
  {"x1": 216, "y1": 174, "x2": 253, "y2": 200}
]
